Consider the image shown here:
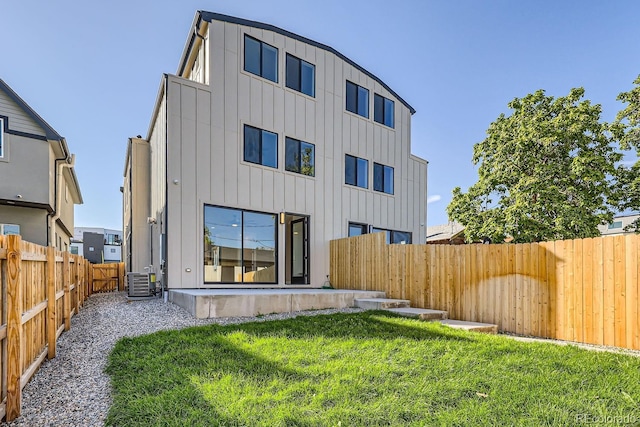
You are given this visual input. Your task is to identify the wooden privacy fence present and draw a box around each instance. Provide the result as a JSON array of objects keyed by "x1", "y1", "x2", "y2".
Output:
[
  {"x1": 91, "y1": 262, "x2": 125, "y2": 293},
  {"x1": 330, "y1": 232, "x2": 640, "y2": 351},
  {"x1": 0, "y1": 235, "x2": 96, "y2": 422}
]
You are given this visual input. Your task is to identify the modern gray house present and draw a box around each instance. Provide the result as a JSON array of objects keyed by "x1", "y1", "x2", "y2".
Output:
[
  {"x1": 0, "y1": 78, "x2": 82, "y2": 248},
  {"x1": 124, "y1": 11, "x2": 427, "y2": 289}
]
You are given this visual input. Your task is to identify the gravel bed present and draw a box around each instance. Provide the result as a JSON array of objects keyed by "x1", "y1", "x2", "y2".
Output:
[{"x1": 2, "y1": 292, "x2": 364, "y2": 427}]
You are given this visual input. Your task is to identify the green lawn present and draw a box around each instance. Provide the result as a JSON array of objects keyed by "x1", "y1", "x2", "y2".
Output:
[{"x1": 106, "y1": 311, "x2": 640, "y2": 426}]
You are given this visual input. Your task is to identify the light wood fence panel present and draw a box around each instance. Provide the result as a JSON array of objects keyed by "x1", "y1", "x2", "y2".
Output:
[
  {"x1": 0, "y1": 235, "x2": 92, "y2": 421},
  {"x1": 330, "y1": 233, "x2": 640, "y2": 351}
]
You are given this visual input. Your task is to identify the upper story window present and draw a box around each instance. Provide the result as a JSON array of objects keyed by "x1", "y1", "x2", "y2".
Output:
[
  {"x1": 373, "y1": 163, "x2": 394, "y2": 195},
  {"x1": 286, "y1": 54, "x2": 315, "y2": 97},
  {"x1": 244, "y1": 125, "x2": 278, "y2": 169},
  {"x1": 0, "y1": 117, "x2": 4, "y2": 158},
  {"x1": 346, "y1": 81, "x2": 369, "y2": 118},
  {"x1": 285, "y1": 137, "x2": 315, "y2": 176},
  {"x1": 244, "y1": 35, "x2": 278, "y2": 83},
  {"x1": 345, "y1": 154, "x2": 368, "y2": 188},
  {"x1": 374, "y1": 94, "x2": 394, "y2": 128}
]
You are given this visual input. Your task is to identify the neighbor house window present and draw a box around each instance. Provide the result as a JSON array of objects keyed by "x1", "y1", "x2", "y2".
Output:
[
  {"x1": 285, "y1": 137, "x2": 315, "y2": 176},
  {"x1": 70, "y1": 246, "x2": 79, "y2": 255},
  {"x1": 345, "y1": 154, "x2": 368, "y2": 188},
  {"x1": 0, "y1": 224, "x2": 20, "y2": 236},
  {"x1": 244, "y1": 35, "x2": 278, "y2": 83},
  {"x1": 346, "y1": 81, "x2": 369, "y2": 118},
  {"x1": 244, "y1": 125, "x2": 278, "y2": 168},
  {"x1": 608, "y1": 221, "x2": 623, "y2": 229},
  {"x1": 348, "y1": 222, "x2": 368, "y2": 237},
  {"x1": 373, "y1": 163, "x2": 394, "y2": 194},
  {"x1": 204, "y1": 205, "x2": 277, "y2": 284},
  {"x1": 374, "y1": 94, "x2": 394, "y2": 128},
  {"x1": 372, "y1": 227, "x2": 412, "y2": 244},
  {"x1": 286, "y1": 54, "x2": 315, "y2": 97},
  {"x1": 0, "y1": 117, "x2": 4, "y2": 158}
]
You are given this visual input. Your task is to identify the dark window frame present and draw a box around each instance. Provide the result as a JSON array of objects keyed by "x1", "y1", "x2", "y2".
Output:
[
  {"x1": 348, "y1": 222, "x2": 369, "y2": 237},
  {"x1": 372, "y1": 227, "x2": 412, "y2": 244},
  {"x1": 345, "y1": 154, "x2": 368, "y2": 188},
  {"x1": 374, "y1": 94, "x2": 395, "y2": 128},
  {"x1": 285, "y1": 54, "x2": 315, "y2": 97},
  {"x1": 203, "y1": 204, "x2": 279, "y2": 285},
  {"x1": 243, "y1": 34, "x2": 279, "y2": 83},
  {"x1": 285, "y1": 137, "x2": 315, "y2": 176},
  {"x1": 346, "y1": 81, "x2": 369, "y2": 118},
  {"x1": 243, "y1": 124, "x2": 278, "y2": 169},
  {"x1": 373, "y1": 162, "x2": 394, "y2": 195}
]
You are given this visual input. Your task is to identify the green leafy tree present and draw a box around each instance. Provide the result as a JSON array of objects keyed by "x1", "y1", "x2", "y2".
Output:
[
  {"x1": 447, "y1": 88, "x2": 622, "y2": 243},
  {"x1": 614, "y1": 75, "x2": 640, "y2": 231}
]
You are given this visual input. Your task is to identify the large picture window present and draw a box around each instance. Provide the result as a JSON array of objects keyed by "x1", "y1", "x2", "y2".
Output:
[
  {"x1": 286, "y1": 54, "x2": 315, "y2": 97},
  {"x1": 244, "y1": 35, "x2": 278, "y2": 83},
  {"x1": 244, "y1": 125, "x2": 278, "y2": 168},
  {"x1": 372, "y1": 227, "x2": 412, "y2": 244},
  {"x1": 285, "y1": 137, "x2": 315, "y2": 176},
  {"x1": 204, "y1": 206, "x2": 277, "y2": 284}
]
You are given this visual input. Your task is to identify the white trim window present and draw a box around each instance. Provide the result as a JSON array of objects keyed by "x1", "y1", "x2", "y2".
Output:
[{"x1": 0, "y1": 117, "x2": 4, "y2": 158}]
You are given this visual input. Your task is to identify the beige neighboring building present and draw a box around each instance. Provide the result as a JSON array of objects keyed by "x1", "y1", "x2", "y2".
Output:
[
  {"x1": 426, "y1": 222, "x2": 465, "y2": 244},
  {"x1": 124, "y1": 11, "x2": 428, "y2": 288},
  {"x1": 598, "y1": 214, "x2": 639, "y2": 236},
  {"x1": 0, "y1": 79, "x2": 82, "y2": 248}
]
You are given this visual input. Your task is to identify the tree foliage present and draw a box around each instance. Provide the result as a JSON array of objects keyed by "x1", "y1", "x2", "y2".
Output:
[
  {"x1": 614, "y1": 75, "x2": 640, "y2": 230},
  {"x1": 447, "y1": 88, "x2": 622, "y2": 243}
]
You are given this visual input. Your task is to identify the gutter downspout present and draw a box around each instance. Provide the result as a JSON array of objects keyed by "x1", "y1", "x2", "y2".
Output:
[{"x1": 50, "y1": 154, "x2": 75, "y2": 248}]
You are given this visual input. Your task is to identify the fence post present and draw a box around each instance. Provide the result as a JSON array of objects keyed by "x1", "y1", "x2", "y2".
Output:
[
  {"x1": 46, "y1": 246, "x2": 57, "y2": 360},
  {"x1": 88, "y1": 263, "x2": 93, "y2": 296},
  {"x1": 74, "y1": 256, "x2": 80, "y2": 313},
  {"x1": 63, "y1": 252, "x2": 71, "y2": 331},
  {"x1": 6, "y1": 235, "x2": 23, "y2": 421},
  {"x1": 118, "y1": 262, "x2": 125, "y2": 291}
]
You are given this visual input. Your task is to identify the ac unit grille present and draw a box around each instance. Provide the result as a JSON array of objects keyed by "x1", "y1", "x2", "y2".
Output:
[{"x1": 127, "y1": 273, "x2": 151, "y2": 297}]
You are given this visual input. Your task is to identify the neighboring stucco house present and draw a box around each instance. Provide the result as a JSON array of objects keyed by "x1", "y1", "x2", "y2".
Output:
[
  {"x1": 124, "y1": 11, "x2": 427, "y2": 288},
  {"x1": 70, "y1": 227, "x2": 123, "y2": 263},
  {"x1": 598, "y1": 214, "x2": 639, "y2": 236},
  {"x1": 0, "y1": 79, "x2": 82, "y2": 248}
]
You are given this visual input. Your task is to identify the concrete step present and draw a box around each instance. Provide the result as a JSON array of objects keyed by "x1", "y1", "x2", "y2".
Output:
[
  {"x1": 385, "y1": 307, "x2": 448, "y2": 321},
  {"x1": 437, "y1": 319, "x2": 498, "y2": 334},
  {"x1": 354, "y1": 298, "x2": 410, "y2": 310}
]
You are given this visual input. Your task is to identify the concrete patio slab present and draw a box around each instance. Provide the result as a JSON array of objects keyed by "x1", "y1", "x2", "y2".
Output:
[{"x1": 169, "y1": 289, "x2": 386, "y2": 318}]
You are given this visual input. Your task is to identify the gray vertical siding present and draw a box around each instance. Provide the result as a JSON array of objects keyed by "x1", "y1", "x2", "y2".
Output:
[{"x1": 0, "y1": 90, "x2": 46, "y2": 137}]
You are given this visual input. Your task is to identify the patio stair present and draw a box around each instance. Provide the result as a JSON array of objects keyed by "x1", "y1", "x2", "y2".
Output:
[{"x1": 354, "y1": 297, "x2": 497, "y2": 334}]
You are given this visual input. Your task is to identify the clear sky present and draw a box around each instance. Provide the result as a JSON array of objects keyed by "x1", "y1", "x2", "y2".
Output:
[{"x1": 2, "y1": 0, "x2": 639, "y2": 230}]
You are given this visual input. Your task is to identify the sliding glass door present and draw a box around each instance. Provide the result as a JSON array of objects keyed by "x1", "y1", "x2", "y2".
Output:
[{"x1": 204, "y1": 206, "x2": 277, "y2": 284}]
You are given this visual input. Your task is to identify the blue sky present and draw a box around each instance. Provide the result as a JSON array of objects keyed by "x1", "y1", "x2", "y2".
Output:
[{"x1": 2, "y1": 1, "x2": 639, "y2": 230}]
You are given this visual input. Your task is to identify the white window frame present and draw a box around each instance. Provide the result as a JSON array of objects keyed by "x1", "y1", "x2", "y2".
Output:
[{"x1": 0, "y1": 117, "x2": 4, "y2": 159}]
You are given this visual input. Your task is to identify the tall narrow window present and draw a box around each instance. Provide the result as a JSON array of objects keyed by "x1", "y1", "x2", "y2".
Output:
[
  {"x1": 244, "y1": 125, "x2": 278, "y2": 168},
  {"x1": 244, "y1": 35, "x2": 278, "y2": 83},
  {"x1": 286, "y1": 54, "x2": 315, "y2": 97},
  {"x1": 285, "y1": 137, "x2": 315, "y2": 176},
  {"x1": 345, "y1": 154, "x2": 368, "y2": 188},
  {"x1": 0, "y1": 117, "x2": 4, "y2": 158},
  {"x1": 374, "y1": 94, "x2": 395, "y2": 128},
  {"x1": 373, "y1": 163, "x2": 394, "y2": 194},
  {"x1": 346, "y1": 81, "x2": 369, "y2": 118}
]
